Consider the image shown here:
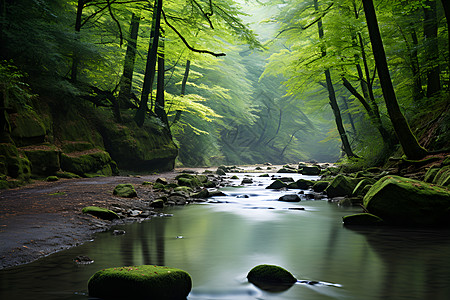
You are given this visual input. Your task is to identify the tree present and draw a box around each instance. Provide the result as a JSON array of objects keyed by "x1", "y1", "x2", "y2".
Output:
[
  {"x1": 314, "y1": 0, "x2": 358, "y2": 158},
  {"x1": 361, "y1": 0, "x2": 428, "y2": 160},
  {"x1": 423, "y1": 0, "x2": 441, "y2": 97}
]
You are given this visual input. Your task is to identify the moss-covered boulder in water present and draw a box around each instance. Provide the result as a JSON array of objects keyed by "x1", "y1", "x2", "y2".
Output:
[
  {"x1": 343, "y1": 213, "x2": 384, "y2": 226},
  {"x1": 325, "y1": 175, "x2": 360, "y2": 198},
  {"x1": 312, "y1": 181, "x2": 329, "y2": 192},
  {"x1": 266, "y1": 179, "x2": 286, "y2": 189},
  {"x1": 88, "y1": 265, "x2": 192, "y2": 300},
  {"x1": 176, "y1": 174, "x2": 201, "y2": 187},
  {"x1": 82, "y1": 206, "x2": 119, "y2": 221},
  {"x1": 363, "y1": 176, "x2": 450, "y2": 226},
  {"x1": 300, "y1": 166, "x2": 321, "y2": 175},
  {"x1": 287, "y1": 178, "x2": 313, "y2": 190},
  {"x1": 247, "y1": 264, "x2": 297, "y2": 291},
  {"x1": 113, "y1": 184, "x2": 137, "y2": 198}
]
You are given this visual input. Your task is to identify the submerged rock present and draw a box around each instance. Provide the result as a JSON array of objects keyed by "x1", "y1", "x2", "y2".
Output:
[
  {"x1": 343, "y1": 213, "x2": 384, "y2": 226},
  {"x1": 278, "y1": 194, "x2": 301, "y2": 202},
  {"x1": 300, "y1": 166, "x2": 321, "y2": 175},
  {"x1": 363, "y1": 176, "x2": 450, "y2": 226},
  {"x1": 88, "y1": 265, "x2": 192, "y2": 300},
  {"x1": 266, "y1": 179, "x2": 286, "y2": 189},
  {"x1": 247, "y1": 264, "x2": 297, "y2": 292}
]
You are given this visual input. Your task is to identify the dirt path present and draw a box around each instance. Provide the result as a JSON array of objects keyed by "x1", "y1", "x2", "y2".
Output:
[{"x1": 0, "y1": 171, "x2": 180, "y2": 270}]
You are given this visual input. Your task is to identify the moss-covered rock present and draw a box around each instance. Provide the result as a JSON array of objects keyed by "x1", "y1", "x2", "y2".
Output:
[
  {"x1": 60, "y1": 149, "x2": 114, "y2": 177},
  {"x1": 88, "y1": 265, "x2": 192, "y2": 300},
  {"x1": 46, "y1": 175, "x2": 58, "y2": 182},
  {"x1": 113, "y1": 184, "x2": 137, "y2": 198},
  {"x1": 312, "y1": 181, "x2": 329, "y2": 192},
  {"x1": 150, "y1": 199, "x2": 165, "y2": 208},
  {"x1": 352, "y1": 178, "x2": 376, "y2": 197},
  {"x1": 300, "y1": 166, "x2": 321, "y2": 175},
  {"x1": 325, "y1": 175, "x2": 360, "y2": 198},
  {"x1": 10, "y1": 110, "x2": 47, "y2": 146},
  {"x1": 0, "y1": 143, "x2": 31, "y2": 185},
  {"x1": 21, "y1": 144, "x2": 61, "y2": 176},
  {"x1": 82, "y1": 206, "x2": 120, "y2": 221},
  {"x1": 343, "y1": 213, "x2": 384, "y2": 226},
  {"x1": 363, "y1": 176, "x2": 450, "y2": 226},
  {"x1": 247, "y1": 264, "x2": 296, "y2": 292},
  {"x1": 266, "y1": 179, "x2": 286, "y2": 189},
  {"x1": 176, "y1": 174, "x2": 201, "y2": 187}
]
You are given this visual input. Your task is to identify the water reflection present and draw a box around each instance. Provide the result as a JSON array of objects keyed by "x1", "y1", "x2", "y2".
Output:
[{"x1": 0, "y1": 173, "x2": 450, "y2": 300}]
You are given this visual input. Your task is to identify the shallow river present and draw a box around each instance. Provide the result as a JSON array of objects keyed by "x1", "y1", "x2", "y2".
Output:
[{"x1": 1, "y1": 173, "x2": 450, "y2": 299}]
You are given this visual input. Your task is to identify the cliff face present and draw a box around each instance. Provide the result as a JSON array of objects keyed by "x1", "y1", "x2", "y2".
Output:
[{"x1": 0, "y1": 94, "x2": 178, "y2": 188}]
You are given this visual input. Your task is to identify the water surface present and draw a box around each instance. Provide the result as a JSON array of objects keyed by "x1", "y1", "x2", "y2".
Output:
[{"x1": 1, "y1": 173, "x2": 450, "y2": 299}]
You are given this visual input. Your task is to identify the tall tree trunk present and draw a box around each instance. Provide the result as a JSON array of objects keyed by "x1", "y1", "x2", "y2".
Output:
[
  {"x1": 155, "y1": 33, "x2": 168, "y2": 127},
  {"x1": 410, "y1": 28, "x2": 424, "y2": 100},
  {"x1": 441, "y1": 0, "x2": 450, "y2": 89},
  {"x1": 0, "y1": 0, "x2": 6, "y2": 58},
  {"x1": 70, "y1": 0, "x2": 84, "y2": 82},
  {"x1": 341, "y1": 96, "x2": 356, "y2": 136},
  {"x1": 362, "y1": 0, "x2": 428, "y2": 160},
  {"x1": 118, "y1": 12, "x2": 140, "y2": 108},
  {"x1": 315, "y1": 0, "x2": 357, "y2": 158},
  {"x1": 135, "y1": 0, "x2": 163, "y2": 127},
  {"x1": 423, "y1": 0, "x2": 441, "y2": 97}
]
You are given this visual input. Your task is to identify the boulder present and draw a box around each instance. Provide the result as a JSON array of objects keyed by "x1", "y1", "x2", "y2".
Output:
[
  {"x1": 176, "y1": 174, "x2": 201, "y2": 187},
  {"x1": 150, "y1": 199, "x2": 165, "y2": 208},
  {"x1": 266, "y1": 179, "x2": 286, "y2": 189},
  {"x1": 113, "y1": 184, "x2": 137, "y2": 198},
  {"x1": 21, "y1": 145, "x2": 61, "y2": 176},
  {"x1": 60, "y1": 150, "x2": 116, "y2": 177},
  {"x1": 363, "y1": 176, "x2": 450, "y2": 226},
  {"x1": 279, "y1": 194, "x2": 301, "y2": 202},
  {"x1": 241, "y1": 178, "x2": 253, "y2": 184},
  {"x1": 325, "y1": 175, "x2": 360, "y2": 198},
  {"x1": 191, "y1": 188, "x2": 209, "y2": 199},
  {"x1": 277, "y1": 168, "x2": 297, "y2": 173},
  {"x1": 312, "y1": 181, "x2": 329, "y2": 192},
  {"x1": 247, "y1": 264, "x2": 296, "y2": 292},
  {"x1": 156, "y1": 177, "x2": 168, "y2": 185},
  {"x1": 88, "y1": 265, "x2": 192, "y2": 300},
  {"x1": 300, "y1": 166, "x2": 321, "y2": 175},
  {"x1": 82, "y1": 206, "x2": 120, "y2": 221},
  {"x1": 352, "y1": 178, "x2": 376, "y2": 196},
  {"x1": 343, "y1": 213, "x2": 384, "y2": 226}
]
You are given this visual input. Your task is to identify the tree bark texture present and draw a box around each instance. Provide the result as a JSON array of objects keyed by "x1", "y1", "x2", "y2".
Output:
[
  {"x1": 423, "y1": 0, "x2": 441, "y2": 97},
  {"x1": 362, "y1": 0, "x2": 428, "y2": 159},
  {"x1": 70, "y1": 0, "x2": 84, "y2": 82},
  {"x1": 441, "y1": 0, "x2": 450, "y2": 89},
  {"x1": 118, "y1": 12, "x2": 140, "y2": 108},
  {"x1": 135, "y1": 0, "x2": 163, "y2": 127},
  {"x1": 155, "y1": 36, "x2": 168, "y2": 127}
]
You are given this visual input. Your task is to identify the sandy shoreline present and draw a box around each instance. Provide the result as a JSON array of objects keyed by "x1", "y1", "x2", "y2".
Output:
[{"x1": 0, "y1": 171, "x2": 181, "y2": 270}]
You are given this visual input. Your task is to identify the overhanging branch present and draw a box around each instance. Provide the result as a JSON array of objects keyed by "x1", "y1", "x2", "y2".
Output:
[{"x1": 162, "y1": 10, "x2": 226, "y2": 57}]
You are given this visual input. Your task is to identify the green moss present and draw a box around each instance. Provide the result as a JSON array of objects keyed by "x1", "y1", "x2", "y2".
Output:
[
  {"x1": 343, "y1": 213, "x2": 384, "y2": 226},
  {"x1": 60, "y1": 150, "x2": 112, "y2": 176},
  {"x1": 247, "y1": 264, "x2": 296, "y2": 291},
  {"x1": 61, "y1": 141, "x2": 94, "y2": 153},
  {"x1": 312, "y1": 181, "x2": 329, "y2": 193},
  {"x1": 352, "y1": 178, "x2": 376, "y2": 196},
  {"x1": 21, "y1": 145, "x2": 60, "y2": 176},
  {"x1": 88, "y1": 265, "x2": 192, "y2": 300},
  {"x1": 176, "y1": 174, "x2": 201, "y2": 187},
  {"x1": 230, "y1": 175, "x2": 239, "y2": 179},
  {"x1": 113, "y1": 184, "x2": 137, "y2": 198},
  {"x1": 0, "y1": 180, "x2": 9, "y2": 189},
  {"x1": 55, "y1": 171, "x2": 81, "y2": 179},
  {"x1": 300, "y1": 166, "x2": 321, "y2": 175},
  {"x1": 325, "y1": 175, "x2": 361, "y2": 198},
  {"x1": 82, "y1": 206, "x2": 120, "y2": 221},
  {"x1": 46, "y1": 176, "x2": 58, "y2": 182},
  {"x1": 266, "y1": 179, "x2": 286, "y2": 189},
  {"x1": 10, "y1": 109, "x2": 46, "y2": 146},
  {"x1": 363, "y1": 176, "x2": 450, "y2": 226}
]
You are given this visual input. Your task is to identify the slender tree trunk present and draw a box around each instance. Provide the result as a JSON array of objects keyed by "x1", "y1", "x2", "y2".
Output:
[
  {"x1": 181, "y1": 60, "x2": 191, "y2": 96},
  {"x1": 118, "y1": 12, "x2": 140, "y2": 108},
  {"x1": 441, "y1": 0, "x2": 450, "y2": 89},
  {"x1": 315, "y1": 0, "x2": 357, "y2": 158},
  {"x1": 341, "y1": 96, "x2": 356, "y2": 136},
  {"x1": 155, "y1": 33, "x2": 168, "y2": 127},
  {"x1": 423, "y1": 0, "x2": 441, "y2": 97},
  {"x1": 410, "y1": 28, "x2": 424, "y2": 100},
  {"x1": 0, "y1": 0, "x2": 6, "y2": 58},
  {"x1": 135, "y1": 0, "x2": 163, "y2": 127},
  {"x1": 362, "y1": 0, "x2": 428, "y2": 160},
  {"x1": 70, "y1": 0, "x2": 84, "y2": 82}
]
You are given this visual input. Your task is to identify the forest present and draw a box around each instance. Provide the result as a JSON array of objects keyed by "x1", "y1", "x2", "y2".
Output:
[{"x1": 0, "y1": 0, "x2": 449, "y2": 184}]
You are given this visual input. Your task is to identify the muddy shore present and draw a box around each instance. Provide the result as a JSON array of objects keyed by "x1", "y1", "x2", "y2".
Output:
[{"x1": 0, "y1": 171, "x2": 183, "y2": 270}]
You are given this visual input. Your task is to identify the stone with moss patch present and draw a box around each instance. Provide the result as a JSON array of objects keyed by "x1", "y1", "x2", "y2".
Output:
[
  {"x1": 325, "y1": 175, "x2": 360, "y2": 198},
  {"x1": 113, "y1": 184, "x2": 137, "y2": 198},
  {"x1": 21, "y1": 145, "x2": 61, "y2": 176},
  {"x1": 363, "y1": 176, "x2": 450, "y2": 226},
  {"x1": 312, "y1": 181, "x2": 329, "y2": 192},
  {"x1": 300, "y1": 166, "x2": 321, "y2": 175},
  {"x1": 82, "y1": 206, "x2": 119, "y2": 221},
  {"x1": 61, "y1": 150, "x2": 114, "y2": 177},
  {"x1": 352, "y1": 178, "x2": 376, "y2": 196},
  {"x1": 88, "y1": 265, "x2": 192, "y2": 300},
  {"x1": 266, "y1": 179, "x2": 286, "y2": 189},
  {"x1": 46, "y1": 176, "x2": 58, "y2": 182},
  {"x1": 343, "y1": 213, "x2": 384, "y2": 226},
  {"x1": 176, "y1": 174, "x2": 201, "y2": 187},
  {"x1": 247, "y1": 264, "x2": 297, "y2": 291}
]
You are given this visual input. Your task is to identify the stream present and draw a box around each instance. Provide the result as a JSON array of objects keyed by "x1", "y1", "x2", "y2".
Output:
[{"x1": 1, "y1": 172, "x2": 450, "y2": 299}]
